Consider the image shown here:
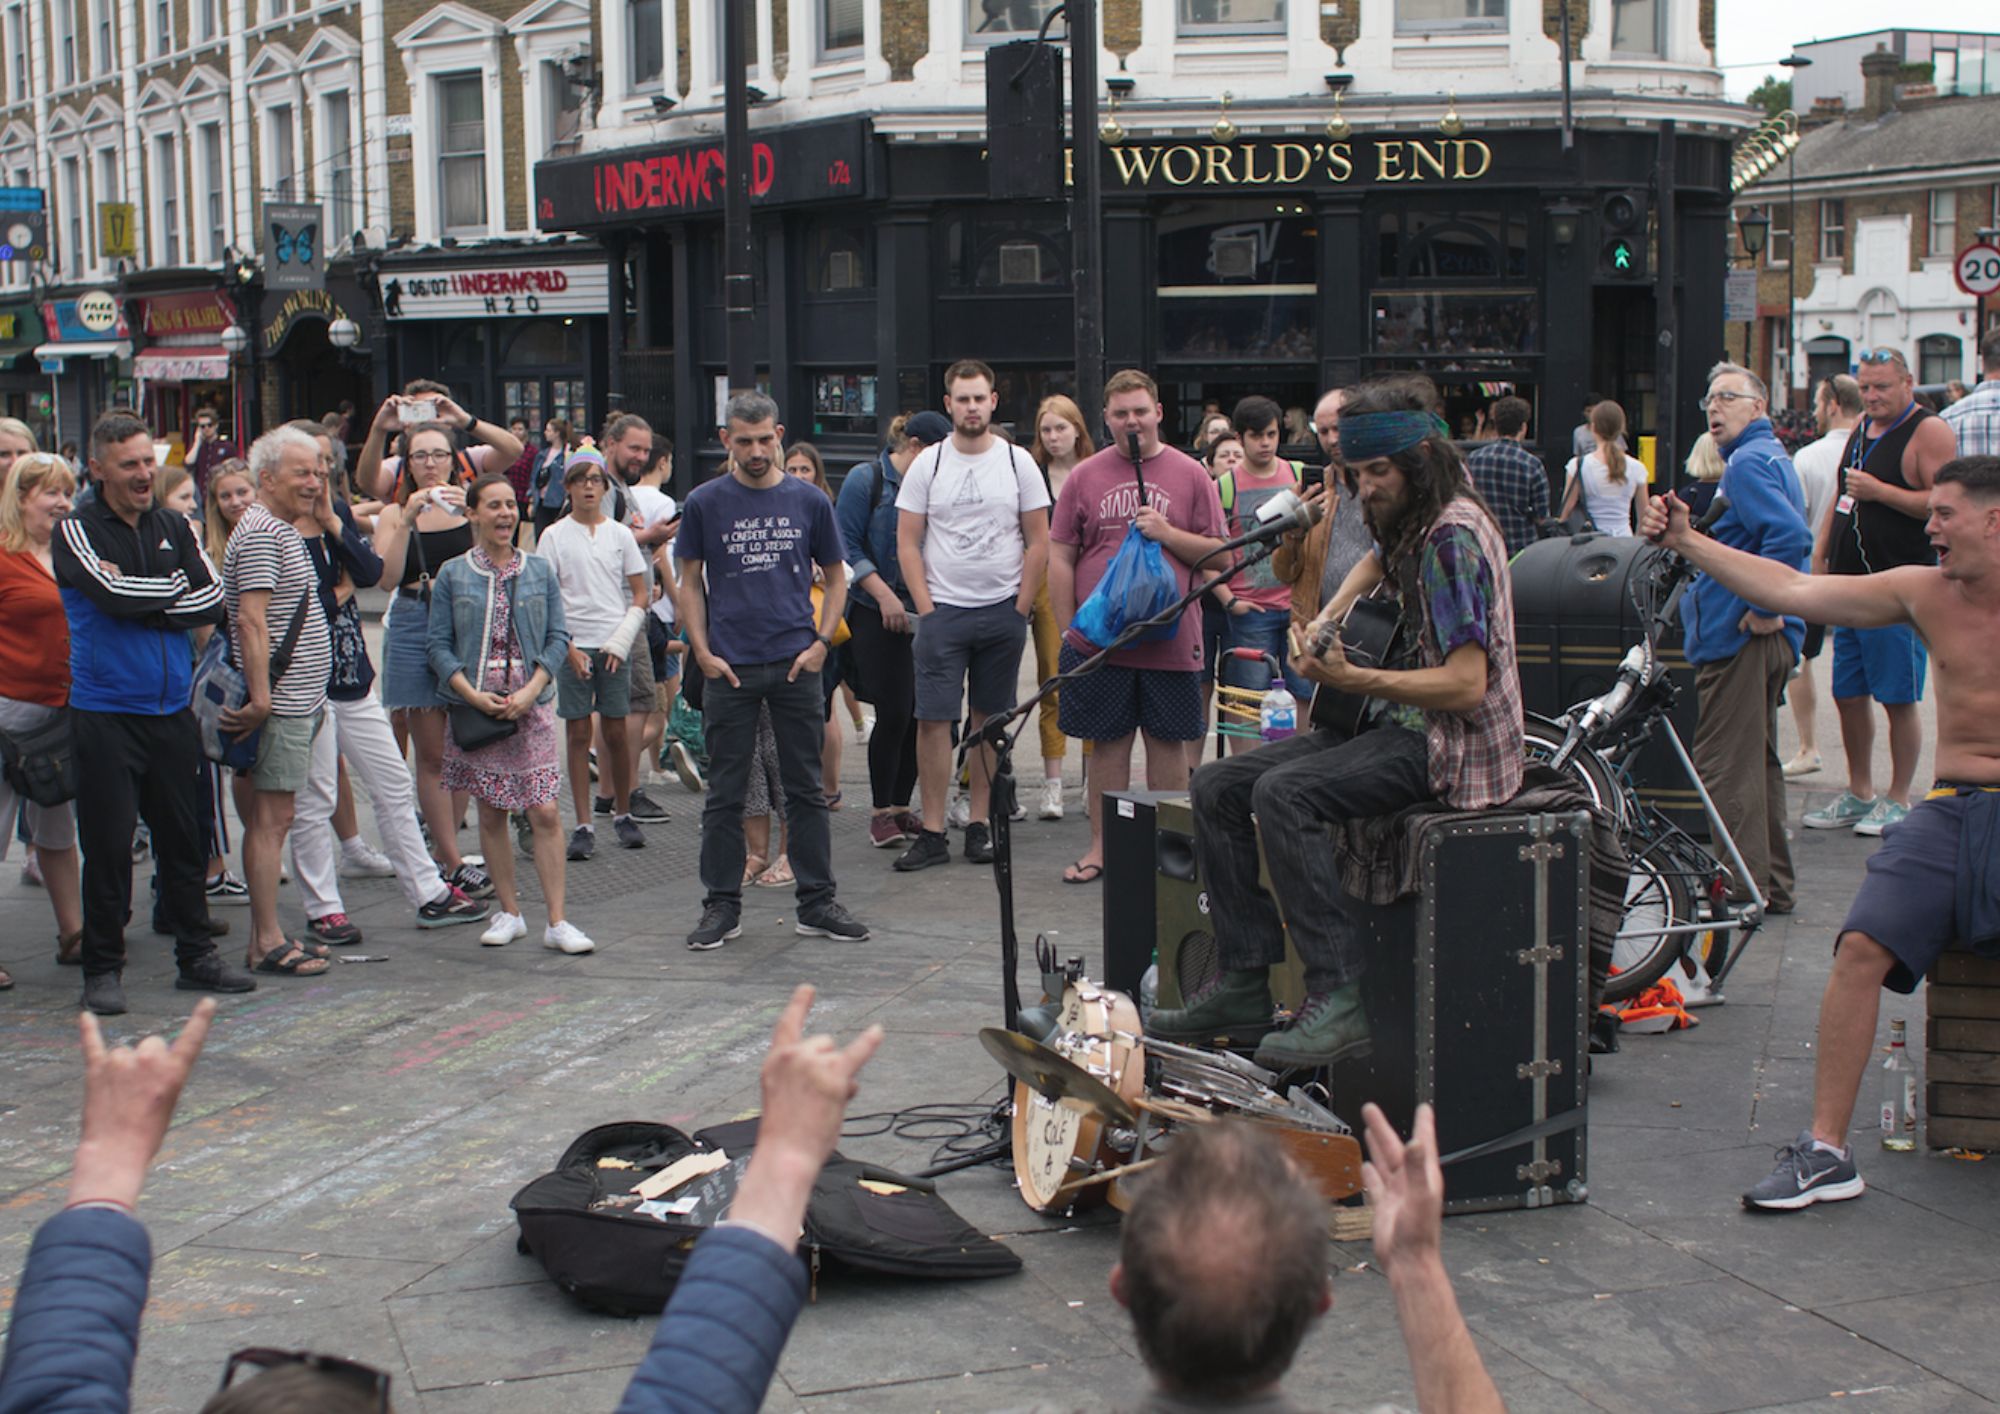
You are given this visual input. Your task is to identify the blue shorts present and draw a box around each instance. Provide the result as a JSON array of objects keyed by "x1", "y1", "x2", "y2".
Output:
[
  {"x1": 1056, "y1": 642, "x2": 1204, "y2": 743},
  {"x1": 1841, "y1": 789, "x2": 1982, "y2": 993},
  {"x1": 1830, "y1": 623, "x2": 1927, "y2": 705},
  {"x1": 1221, "y1": 605, "x2": 1312, "y2": 700}
]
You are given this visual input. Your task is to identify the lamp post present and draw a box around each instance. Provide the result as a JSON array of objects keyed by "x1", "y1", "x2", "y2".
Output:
[
  {"x1": 1779, "y1": 54, "x2": 1812, "y2": 408},
  {"x1": 1737, "y1": 207, "x2": 1769, "y2": 371},
  {"x1": 219, "y1": 323, "x2": 250, "y2": 444}
]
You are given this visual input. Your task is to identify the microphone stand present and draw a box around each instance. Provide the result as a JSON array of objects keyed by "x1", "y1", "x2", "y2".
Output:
[{"x1": 967, "y1": 533, "x2": 1290, "y2": 1033}]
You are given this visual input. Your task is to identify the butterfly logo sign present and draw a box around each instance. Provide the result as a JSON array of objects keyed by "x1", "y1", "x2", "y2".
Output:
[
  {"x1": 263, "y1": 202, "x2": 325, "y2": 290},
  {"x1": 273, "y1": 221, "x2": 317, "y2": 267}
]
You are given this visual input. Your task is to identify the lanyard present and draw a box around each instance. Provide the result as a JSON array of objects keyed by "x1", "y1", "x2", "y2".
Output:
[{"x1": 1849, "y1": 401, "x2": 1918, "y2": 470}]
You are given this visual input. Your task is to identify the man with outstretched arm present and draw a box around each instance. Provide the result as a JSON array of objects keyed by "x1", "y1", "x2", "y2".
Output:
[{"x1": 1640, "y1": 456, "x2": 2000, "y2": 1211}]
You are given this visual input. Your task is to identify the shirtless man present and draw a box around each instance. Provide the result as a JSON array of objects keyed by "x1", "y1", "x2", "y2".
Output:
[{"x1": 1641, "y1": 455, "x2": 2000, "y2": 1211}]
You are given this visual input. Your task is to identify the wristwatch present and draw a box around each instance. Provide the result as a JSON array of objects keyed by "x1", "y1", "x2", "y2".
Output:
[{"x1": 816, "y1": 632, "x2": 835, "y2": 648}]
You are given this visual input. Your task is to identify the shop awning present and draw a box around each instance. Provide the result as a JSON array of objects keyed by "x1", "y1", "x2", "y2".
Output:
[
  {"x1": 133, "y1": 347, "x2": 229, "y2": 382},
  {"x1": 33, "y1": 340, "x2": 132, "y2": 362}
]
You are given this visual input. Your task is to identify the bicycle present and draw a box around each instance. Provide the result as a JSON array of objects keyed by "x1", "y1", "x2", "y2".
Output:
[{"x1": 1526, "y1": 544, "x2": 1765, "y2": 1006}]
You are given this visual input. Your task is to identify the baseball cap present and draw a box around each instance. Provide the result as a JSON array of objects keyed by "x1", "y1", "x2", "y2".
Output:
[{"x1": 904, "y1": 411, "x2": 952, "y2": 446}]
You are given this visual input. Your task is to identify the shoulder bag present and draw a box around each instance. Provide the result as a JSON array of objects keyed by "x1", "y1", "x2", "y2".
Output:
[
  {"x1": 0, "y1": 707, "x2": 77, "y2": 808},
  {"x1": 448, "y1": 571, "x2": 521, "y2": 752},
  {"x1": 190, "y1": 599, "x2": 312, "y2": 772}
]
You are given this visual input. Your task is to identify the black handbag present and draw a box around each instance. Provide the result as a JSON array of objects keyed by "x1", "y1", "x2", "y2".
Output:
[
  {"x1": 448, "y1": 574, "x2": 521, "y2": 752},
  {"x1": 0, "y1": 707, "x2": 77, "y2": 807}
]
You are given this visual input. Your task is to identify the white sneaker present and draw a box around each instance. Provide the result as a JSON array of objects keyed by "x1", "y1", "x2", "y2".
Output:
[
  {"x1": 340, "y1": 840, "x2": 398, "y2": 878},
  {"x1": 946, "y1": 792, "x2": 971, "y2": 830},
  {"x1": 479, "y1": 911, "x2": 527, "y2": 947},
  {"x1": 544, "y1": 919, "x2": 596, "y2": 954},
  {"x1": 854, "y1": 712, "x2": 873, "y2": 742},
  {"x1": 1038, "y1": 778, "x2": 1065, "y2": 820},
  {"x1": 1780, "y1": 750, "x2": 1822, "y2": 779}
]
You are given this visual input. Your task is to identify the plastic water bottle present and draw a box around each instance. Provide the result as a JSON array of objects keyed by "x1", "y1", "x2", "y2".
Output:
[{"x1": 1259, "y1": 681, "x2": 1298, "y2": 742}]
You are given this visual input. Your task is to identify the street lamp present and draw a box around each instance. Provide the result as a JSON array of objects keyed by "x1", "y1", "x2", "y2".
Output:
[
  {"x1": 327, "y1": 317, "x2": 361, "y2": 350},
  {"x1": 218, "y1": 324, "x2": 250, "y2": 357},
  {"x1": 1779, "y1": 54, "x2": 1811, "y2": 408},
  {"x1": 1737, "y1": 209, "x2": 1769, "y2": 368},
  {"x1": 219, "y1": 324, "x2": 250, "y2": 440}
]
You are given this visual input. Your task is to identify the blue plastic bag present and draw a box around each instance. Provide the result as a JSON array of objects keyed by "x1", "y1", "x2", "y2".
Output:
[{"x1": 1069, "y1": 523, "x2": 1181, "y2": 650}]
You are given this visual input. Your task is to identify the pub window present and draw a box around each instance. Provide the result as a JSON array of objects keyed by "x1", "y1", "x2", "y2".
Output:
[
  {"x1": 1178, "y1": 0, "x2": 1284, "y2": 38},
  {"x1": 502, "y1": 379, "x2": 543, "y2": 429},
  {"x1": 1156, "y1": 201, "x2": 1316, "y2": 362},
  {"x1": 506, "y1": 320, "x2": 585, "y2": 367},
  {"x1": 820, "y1": 0, "x2": 862, "y2": 55},
  {"x1": 1918, "y1": 334, "x2": 1960, "y2": 387},
  {"x1": 1609, "y1": 0, "x2": 1662, "y2": 56},
  {"x1": 809, "y1": 371, "x2": 877, "y2": 430},
  {"x1": 1395, "y1": 0, "x2": 1504, "y2": 35},
  {"x1": 1375, "y1": 209, "x2": 1528, "y2": 282},
  {"x1": 629, "y1": 0, "x2": 664, "y2": 91},
  {"x1": 943, "y1": 214, "x2": 1069, "y2": 289},
  {"x1": 440, "y1": 321, "x2": 489, "y2": 373},
  {"x1": 966, "y1": 0, "x2": 1064, "y2": 42},
  {"x1": 807, "y1": 224, "x2": 872, "y2": 293},
  {"x1": 1818, "y1": 199, "x2": 1845, "y2": 262},
  {"x1": 1927, "y1": 189, "x2": 1957, "y2": 258},
  {"x1": 438, "y1": 73, "x2": 488, "y2": 234},
  {"x1": 1371, "y1": 291, "x2": 1537, "y2": 357}
]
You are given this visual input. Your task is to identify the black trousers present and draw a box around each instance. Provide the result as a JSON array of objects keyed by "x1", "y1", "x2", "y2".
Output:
[
  {"x1": 73, "y1": 708, "x2": 216, "y2": 976},
  {"x1": 844, "y1": 599, "x2": 919, "y2": 811}
]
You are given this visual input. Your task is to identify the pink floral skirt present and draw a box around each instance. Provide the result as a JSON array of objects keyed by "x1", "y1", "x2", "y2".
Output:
[{"x1": 441, "y1": 658, "x2": 562, "y2": 811}]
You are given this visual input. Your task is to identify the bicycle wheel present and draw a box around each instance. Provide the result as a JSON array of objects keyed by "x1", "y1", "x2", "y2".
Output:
[
  {"x1": 1523, "y1": 715, "x2": 1626, "y2": 829},
  {"x1": 1599, "y1": 853, "x2": 1695, "y2": 1005}
]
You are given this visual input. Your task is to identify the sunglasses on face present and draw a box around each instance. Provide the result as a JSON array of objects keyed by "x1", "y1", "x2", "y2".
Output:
[{"x1": 220, "y1": 1348, "x2": 391, "y2": 1410}]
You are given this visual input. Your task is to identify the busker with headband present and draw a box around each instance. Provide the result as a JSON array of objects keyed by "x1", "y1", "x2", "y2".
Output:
[{"x1": 1149, "y1": 374, "x2": 1524, "y2": 1069}]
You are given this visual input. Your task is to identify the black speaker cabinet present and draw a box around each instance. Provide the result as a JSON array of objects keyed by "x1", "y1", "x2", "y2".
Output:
[
  {"x1": 1153, "y1": 797, "x2": 1305, "y2": 1011},
  {"x1": 1100, "y1": 790, "x2": 1177, "y2": 997},
  {"x1": 1327, "y1": 810, "x2": 1592, "y2": 1214}
]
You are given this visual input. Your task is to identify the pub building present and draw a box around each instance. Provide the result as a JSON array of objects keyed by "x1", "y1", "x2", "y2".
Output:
[
  {"x1": 122, "y1": 282, "x2": 240, "y2": 448},
  {"x1": 533, "y1": 115, "x2": 1737, "y2": 490}
]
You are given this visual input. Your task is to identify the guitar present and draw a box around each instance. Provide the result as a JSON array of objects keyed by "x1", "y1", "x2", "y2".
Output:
[{"x1": 1305, "y1": 588, "x2": 1406, "y2": 737}]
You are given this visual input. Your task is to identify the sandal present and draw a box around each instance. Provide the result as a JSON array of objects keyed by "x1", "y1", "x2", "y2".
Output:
[
  {"x1": 250, "y1": 940, "x2": 332, "y2": 977},
  {"x1": 1063, "y1": 860, "x2": 1104, "y2": 885},
  {"x1": 753, "y1": 855, "x2": 795, "y2": 888},
  {"x1": 56, "y1": 930, "x2": 83, "y2": 967},
  {"x1": 741, "y1": 853, "x2": 769, "y2": 886}
]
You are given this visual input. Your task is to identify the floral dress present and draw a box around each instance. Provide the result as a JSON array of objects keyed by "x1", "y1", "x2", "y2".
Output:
[{"x1": 440, "y1": 548, "x2": 562, "y2": 810}]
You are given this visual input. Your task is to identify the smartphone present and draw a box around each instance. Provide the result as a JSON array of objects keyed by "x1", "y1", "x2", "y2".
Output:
[{"x1": 401, "y1": 397, "x2": 439, "y2": 424}]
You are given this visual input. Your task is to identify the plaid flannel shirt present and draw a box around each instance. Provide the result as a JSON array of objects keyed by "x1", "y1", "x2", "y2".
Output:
[
  {"x1": 1465, "y1": 437, "x2": 1551, "y2": 560},
  {"x1": 1942, "y1": 382, "x2": 2000, "y2": 459}
]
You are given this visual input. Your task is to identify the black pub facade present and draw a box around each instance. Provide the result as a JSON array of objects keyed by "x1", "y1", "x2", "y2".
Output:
[{"x1": 534, "y1": 115, "x2": 1734, "y2": 489}]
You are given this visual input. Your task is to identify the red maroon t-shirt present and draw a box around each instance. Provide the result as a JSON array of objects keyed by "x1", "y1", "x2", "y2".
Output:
[{"x1": 1051, "y1": 443, "x2": 1225, "y2": 672}]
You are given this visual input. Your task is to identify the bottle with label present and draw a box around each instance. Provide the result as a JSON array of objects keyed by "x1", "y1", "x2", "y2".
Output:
[
  {"x1": 1259, "y1": 679, "x2": 1298, "y2": 742},
  {"x1": 1880, "y1": 1017, "x2": 1916, "y2": 1151}
]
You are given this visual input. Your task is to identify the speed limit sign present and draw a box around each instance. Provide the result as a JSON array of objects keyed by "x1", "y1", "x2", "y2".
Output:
[{"x1": 1957, "y1": 242, "x2": 2000, "y2": 298}]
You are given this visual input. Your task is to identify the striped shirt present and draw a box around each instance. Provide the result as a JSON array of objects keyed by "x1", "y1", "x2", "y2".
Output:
[
  {"x1": 1942, "y1": 381, "x2": 2000, "y2": 458},
  {"x1": 224, "y1": 502, "x2": 332, "y2": 716}
]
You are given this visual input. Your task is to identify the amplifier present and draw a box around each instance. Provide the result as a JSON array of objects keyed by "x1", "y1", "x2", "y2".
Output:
[
  {"x1": 1101, "y1": 790, "x2": 1180, "y2": 998},
  {"x1": 1154, "y1": 796, "x2": 1306, "y2": 1011}
]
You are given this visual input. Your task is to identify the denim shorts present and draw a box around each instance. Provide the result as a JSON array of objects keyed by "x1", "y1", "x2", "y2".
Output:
[
  {"x1": 380, "y1": 593, "x2": 445, "y2": 710},
  {"x1": 911, "y1": 599, "x2": 1030, "y2": 722},
  {"x1": 1221, "y1": 604, "x2": 1312, "y2": 699},
  {"x1": 556, "y1": 650, "x2": 635, "y2": 720}
]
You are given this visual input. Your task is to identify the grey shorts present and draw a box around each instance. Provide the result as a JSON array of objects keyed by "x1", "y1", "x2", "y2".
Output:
[
  {"x1": 0, "y1": 697, "x2": 77, "y2": 859},
  {"x1": 252, "y1": 709, "x2": 324, "y2": 793},
  {"x1": 912, "y1": 599, "x2": 1030, "y2": 723},
  {"x1": 629, "y1": 631, "x2": 657, "y2": 705},
  {"x1": 557, "y1": 650, "x2": 635, "y2": 720}
]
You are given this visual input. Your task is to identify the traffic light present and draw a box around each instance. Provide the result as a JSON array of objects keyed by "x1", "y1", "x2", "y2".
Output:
[{"x1": 1597, "y1": 189, "x2": 1649, "y2": 282}]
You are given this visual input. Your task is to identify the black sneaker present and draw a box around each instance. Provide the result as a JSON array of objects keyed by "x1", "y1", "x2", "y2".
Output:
[
  {"x1": 174, "y1": 952, "x2": 257, "y2": 995},
  {"x1": 567, "y1": 826, "x2": 596, "y2": 861},
  {"x1": 82, "y1": 971, "x2": 129, "y2": 1015},
  {"x1": 797, "y1": 901, "x2": 870, "y2": 941},
  {"x1": 687, "y1": 904, "x2": 742, "y2": 951},
  {"x1": 594, "y1": 794, "x2": 614, "y2": 816},
  {"x1": 417, "y1": 886, "x2": 491, "y2": 929},
  {"x1": 894, "y1": 830, "x2": 950, "y2": 872},
  {"x1": 446, "y1": 862, "x2": 495, "y2": 899},
  {"x1": 1742, "y1": 1130, "x2": 1865, "y2": 1212},
  {"x1": 963, "y1": 821, "x2": 994, "y2": 864},
  {"x1": 614, "y1": 815, "x2": 646, "y2": 850},
  {"x1": 627, "y1": 787, "x2": 671, "y2": 822}
]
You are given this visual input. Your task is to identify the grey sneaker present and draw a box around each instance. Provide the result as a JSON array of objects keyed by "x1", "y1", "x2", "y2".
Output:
[
  {"x1": 1742, "y1": 1130, "x2": 1864, "y2": 1211},
  {"x1": 567, "y1": 826, "x2": 596, "y2": 861},
  {"x1": 628, "y1": 787, "x2": 671, "y2": 822},
  {"x1": 894, "y1": 830, "x2": 950, "y2": 872},
  {"x1": 1852, "y1": 798, "x2": 1909, "y2": 838},
  {"x1": 797, "y1": 901, "x2": 870, "y2": 941},
  {"x1": 687, "y1": 904, "x2": 742, "y2": 951},
  {"x1": 613, "y1": 814, "x2": 646, "y2": 850},
  {"x1": 1803, "y1": 792, "x2": 1875, "y2": 830},
  {"x1": 82, "y1": 971, "x2": 129, "y2": 1015}
]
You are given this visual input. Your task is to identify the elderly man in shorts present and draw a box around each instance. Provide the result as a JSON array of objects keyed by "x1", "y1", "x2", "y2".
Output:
[{"x1": 1642, "y1": 456, "x2": 2000, "y2": 1211}]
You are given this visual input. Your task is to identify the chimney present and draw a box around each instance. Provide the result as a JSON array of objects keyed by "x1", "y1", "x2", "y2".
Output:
[{"x1": 1860, "y1": 45, "x2": 1900, "y2": 119}]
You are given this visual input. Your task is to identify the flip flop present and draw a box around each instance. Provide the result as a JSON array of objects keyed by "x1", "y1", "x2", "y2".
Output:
[
  {"x1": 251, "y1": 940, "x2": 333, "y2": 977},
  {"x1": 1063, "y1": 860, "x2": 1104, "y2": 885},
  {"x1": 754, "y1": 856, "x2": 795, "y2": 888},
  {"x1": 741, "y1": 854, "x2": 769, "y2": 885}
]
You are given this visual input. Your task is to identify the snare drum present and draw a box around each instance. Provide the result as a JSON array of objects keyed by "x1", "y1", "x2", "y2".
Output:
[{"x1": 1011, "y1": 981, "x2": 1145, "y2": 1213}]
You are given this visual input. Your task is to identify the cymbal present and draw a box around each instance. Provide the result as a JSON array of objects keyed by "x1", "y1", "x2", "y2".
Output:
[{"x1": 979, "y1": 1027, "x2": 1137, "y2": 1126}]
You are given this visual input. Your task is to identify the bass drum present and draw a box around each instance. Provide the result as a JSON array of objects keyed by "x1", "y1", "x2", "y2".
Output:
[{"x1": 1012, "y1": 981, "x2": 1145, "y2": 1214}]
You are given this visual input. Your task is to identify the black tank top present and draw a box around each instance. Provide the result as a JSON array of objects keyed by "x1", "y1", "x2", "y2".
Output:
[
  {"x1": 1828, "y1": 403, "x2": 1935, "y2": 576},
  {"x1": 397, "y1": 522, "x2": 475, "y2": 587}
]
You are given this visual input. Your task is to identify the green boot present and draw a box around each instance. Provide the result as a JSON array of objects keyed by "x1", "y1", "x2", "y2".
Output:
[
  {"x1": 1147, "y1": 969, "x2": 1275, "y2": 1046},
  {"x1": 1253, "y1": 985, "x2": 1372, "y2": 1071}
]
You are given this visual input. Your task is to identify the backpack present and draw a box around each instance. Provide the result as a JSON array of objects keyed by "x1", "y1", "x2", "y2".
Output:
[
  {"x1": 510, "y1": 1120, "x2": 1020, "y2": 1315},
  {"x1": 1218, "y1": 458, "x2": 1304, "y2": 519}
]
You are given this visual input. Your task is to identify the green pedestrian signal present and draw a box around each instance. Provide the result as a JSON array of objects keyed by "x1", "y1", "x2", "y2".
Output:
[
  {"x1": 1610, "y1": 239, "x2": 1633, "y2": 270},
  {"x1": 1599, "y1": 233, "x2": 1645, "y2": 281}
]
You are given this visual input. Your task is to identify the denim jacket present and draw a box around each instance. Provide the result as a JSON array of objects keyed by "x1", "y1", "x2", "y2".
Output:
[
  {"x1": 833, "y1": 451, "x2": 909, "y2": 605},
  {"x1": 425, "y1": 549, "x2": 569, "y2": 704}
]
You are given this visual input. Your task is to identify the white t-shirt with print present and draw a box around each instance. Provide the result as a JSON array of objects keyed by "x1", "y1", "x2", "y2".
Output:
[
  {"x1": 895, "y1": 439, "x2": 1050, "y2": 608},
  {"x1": 536, "y1": 515, "x2": 646, "y2": 647}
]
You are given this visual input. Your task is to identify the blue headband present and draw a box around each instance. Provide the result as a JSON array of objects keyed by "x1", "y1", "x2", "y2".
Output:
[{"x1": 1339, "y1": 410, "x2": 1449, "y2": 461}]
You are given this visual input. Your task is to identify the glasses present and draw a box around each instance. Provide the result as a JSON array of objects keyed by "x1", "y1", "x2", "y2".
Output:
[
  {"x1": 569, "y1": 474, "x2": 607, "y2": 488},
  {"x1": 407, "y1": 450, "x2": 454, "y2": 464},
  {"x1": 1857, "y1": 349, "x2": 1906, "y2": 367},
  {"x1": 220, "y1": 1348, "x2": 391, "y2": 1410},
  {"x1": 1698, "y1": 390, "x2": 1760, "y2": 411}
]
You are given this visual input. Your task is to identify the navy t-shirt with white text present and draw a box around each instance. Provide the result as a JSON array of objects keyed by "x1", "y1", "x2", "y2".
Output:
[{"x1": 674, "y1": 473, "x2": 844, "y2": 666}]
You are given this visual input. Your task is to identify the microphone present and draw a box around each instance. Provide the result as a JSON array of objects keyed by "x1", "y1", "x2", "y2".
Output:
[
  {"x1": 1126, "y1": 431, "x2": 1143, "y2": 464},
  {"x1": 1250, "y1": 487, "x2": 1325, "y2": 539}
]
